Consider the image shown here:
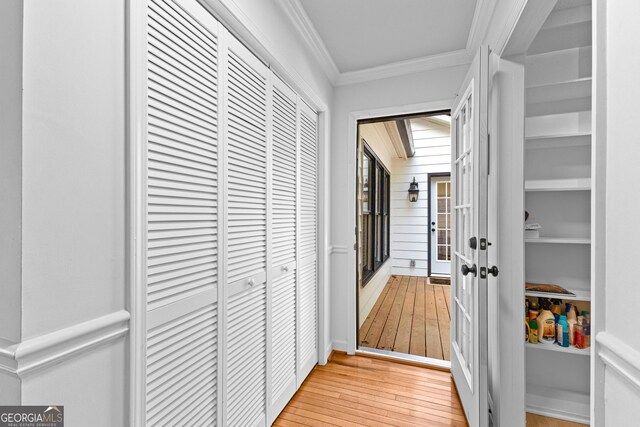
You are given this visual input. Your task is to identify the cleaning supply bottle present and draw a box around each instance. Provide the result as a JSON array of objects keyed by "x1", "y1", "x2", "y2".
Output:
[
  {"x1": 551, "y1": 299, "x2": 563, "y2": 316},
  {"x1": 557, "y1": 315, "x2": 570, "y2": 347},
  {"x1": 528, "y1": 317, "x2": 539, "y2": 344},
  {"x1": 537, "y1": 300, "x2": 556, "y2": 344},
  {"x1": 564, "y1": 303, "x2": 577, "y2": 345},
  {"x1": 583, "y1": 314, "x2": 591, "y2": 348},
  {"x1": 574, "y1": 316, "x2": 584, "y2": 349}
]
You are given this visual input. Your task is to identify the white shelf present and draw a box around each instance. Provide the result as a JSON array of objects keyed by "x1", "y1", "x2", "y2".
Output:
[
  {"x1": 525, "y1": 237, "x2": 591, "y2": 244},
  {"x1": 526, "y1": 77, "x2": 592, "y2": 105},
  {"x1": 525, "y1": 111, "x2": 591, "y2": 140},
  {"x1": 525, "y1": 288, "x2": 591, "y2": 301},
  {"x1": 525, "y1": 178, "x2": 591, "y2": 192},
  {"x1": 526, "y1": 342, "x2": 590, "y2": 356}
]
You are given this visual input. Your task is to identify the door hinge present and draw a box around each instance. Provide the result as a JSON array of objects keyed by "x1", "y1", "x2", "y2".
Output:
[{"x1": 480, "y1": 238, "x2": 488, "y2": 250}]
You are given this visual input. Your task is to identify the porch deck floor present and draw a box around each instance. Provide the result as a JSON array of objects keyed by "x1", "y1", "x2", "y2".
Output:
[{"x1": 359, "y1": 275, "x2": 451, "y2": 361}]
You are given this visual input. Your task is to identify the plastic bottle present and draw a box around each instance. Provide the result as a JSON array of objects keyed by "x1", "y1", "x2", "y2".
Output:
[
  {"x1": 583, "y1": 314, "x2": 591, "y2": 348},
  {"x1": 528, "y1": 317, "x2": 539, "y2": 344},
  {"x1": 557, "y1": 315, "x2": 570, "y2": 347},
  {"x1": 565, "y1": 303, "x2": 578, "y2": 345},
  {"x1": 537, "y1": 300, "x2": 556, "y2": 344},
  {"x1": 574, "y1": 316, "x2": 584, "y2": 349}
]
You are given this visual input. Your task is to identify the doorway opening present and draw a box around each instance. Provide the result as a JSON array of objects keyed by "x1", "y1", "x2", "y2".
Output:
[{"x1": 355, "y1": 110, "x2": 453, "y2": 364}]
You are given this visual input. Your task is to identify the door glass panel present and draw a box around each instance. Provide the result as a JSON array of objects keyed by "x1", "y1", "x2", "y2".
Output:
[{"x1": 452, "y1": 91, "x2": 475, "y2": 383}]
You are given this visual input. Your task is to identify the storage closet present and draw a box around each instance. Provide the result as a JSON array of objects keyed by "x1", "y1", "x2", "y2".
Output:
[
  {"x1": 523, "y1": 0, "x2": 592, "y2": 422},
  {"x1": 142, "y1": 0, "x2": 319, "y2": 425}
]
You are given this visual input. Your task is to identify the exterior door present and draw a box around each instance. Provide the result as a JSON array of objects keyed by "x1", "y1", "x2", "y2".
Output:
[
  {"x1": 430, "y1": 174, "x2": 452, "y2": 276},
  {"x1": 450, "y1": 45, "x2": 490, "y2": 427}
]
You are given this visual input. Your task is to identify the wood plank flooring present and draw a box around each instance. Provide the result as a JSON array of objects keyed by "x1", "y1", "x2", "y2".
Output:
[
  {"x1": 359, "y1": 275, "x2": 451, "y2": 361},
  {"x1": 275, "y1": 352, "x2": 467, "y2": 426},
  {"x1": 526, "y1": 413, "x2": 588, "y2": 427}
]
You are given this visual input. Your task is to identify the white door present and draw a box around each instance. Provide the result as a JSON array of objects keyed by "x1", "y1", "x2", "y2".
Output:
[
  {"x1": 144, "y1": 0, "x2": 221, "y2": 425},
  {"x1": 450, "y1": 45, "x2": 490, "y2": 427},
  {"x1": 222, "y1": 32, "x2": 270, "y2": 427},
  {"x1": 430, "y1": 175, "x2": 452, "y2": 276}
]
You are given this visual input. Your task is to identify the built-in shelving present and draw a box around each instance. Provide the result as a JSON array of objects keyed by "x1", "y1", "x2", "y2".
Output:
[
  {"x1": 525, "y1": 178, "x2": 591, "y2": 192},
  {"x1": 526, "y1": 77, "x2": 592, "y2": 105},
  {"x1": 525, "y1": 288, "x2": 591, "y2": 301},
  {"x1": 525, "y1": 132, "x2": 591, "y2": 150},
  {"x1": 525, "y1": 237, "x2": 590, "y2": 244},
  {"x1": 526, "y1": 342, "x2": 590, "y2": 356}
]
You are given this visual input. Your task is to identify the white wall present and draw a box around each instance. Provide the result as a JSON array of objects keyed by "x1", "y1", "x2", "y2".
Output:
[
  {"x1": 330, "y1": 65, "x2": 468, "y2": 350},
  {"x1": 390, "y1": 118, "x2": 450, "y2": 277},
  {"x1": 600, "y1": 0, "x2": 640, "y2": 424},
  {"x1": 0, "y1": 0, "x2": 23, "y2": 346}
]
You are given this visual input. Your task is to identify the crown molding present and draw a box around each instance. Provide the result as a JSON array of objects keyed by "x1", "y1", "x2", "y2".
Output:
[
  {"x1": 466, "y1": 0, "x2": 498, "y2": 54},
  {"x1": 275, "y1": 0, "x2": 340, "y2": 84},
  {"x1": 0, "y1": 310, "x2": 130, "y2": 378},
  {"x1": 335, "y1": 49, "x2": 472, "y2": 87}
]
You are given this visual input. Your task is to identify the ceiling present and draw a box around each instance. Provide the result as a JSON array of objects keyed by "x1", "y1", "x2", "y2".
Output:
[{"x1": 298, "y1": 0, "x2": 478, "y2": 73}]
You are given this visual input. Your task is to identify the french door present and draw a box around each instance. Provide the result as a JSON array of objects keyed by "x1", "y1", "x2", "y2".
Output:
[
  {"x1": 450, "y1": 45, "x2": 490, "y2": 427},
  {"x1": 429, "y1": 174, "x2": 452, "y2": 276}
]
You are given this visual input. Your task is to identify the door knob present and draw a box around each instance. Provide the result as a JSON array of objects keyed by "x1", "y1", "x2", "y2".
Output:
[
  {"x1": 431, "y1": 221, "x2": 436, "y2": 226},
  {"x1": 248, "y1": 278, "x2": 255, "y2": 287},
  {"x1": 281, "y1": 265, "x2": 289, "y2": 272},
  {"x1": 431, "y1": 228, "x2": 436, "y2": 232},
  {"x1": 488, "y1": 266, "x2": 499, "y2": 277},
  {"x1": 461, "y1": 264, "x2": 477, "y2": 277}
]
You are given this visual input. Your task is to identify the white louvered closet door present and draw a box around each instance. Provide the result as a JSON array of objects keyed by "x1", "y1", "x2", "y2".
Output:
[
  {"x1": 221, "y1": 31, "x2": 270, "y2": 427},
  {"x1": 297, "y1": 102, "x2": 319, "y2": 383},
  {"x1": 267, "y1": 75, "x2": 298, "y2": 424},
  {"x1": 145, "y1": 0, "x2": 220, "y2": 425}
]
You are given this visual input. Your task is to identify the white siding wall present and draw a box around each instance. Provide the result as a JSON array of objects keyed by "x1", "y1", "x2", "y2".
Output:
[
  {"x1": 357, "y1": 123, "x2": 394, "y2": 326},
  {"x1": 390, "y1": 118, "x2": 450, "y2": 277}
]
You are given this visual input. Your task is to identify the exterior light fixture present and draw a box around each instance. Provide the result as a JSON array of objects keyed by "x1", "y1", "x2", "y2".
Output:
[{"x1": 408, "y1": 177, "x2": 419, "y2": 202}]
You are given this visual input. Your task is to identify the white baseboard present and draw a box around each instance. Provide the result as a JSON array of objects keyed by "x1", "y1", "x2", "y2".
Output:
[
  {"x1": 526, "y1": 385, "x2": 590, "y2": 424},
  {"x1": 332, "y1": 340, "x2": 348, "y2": 353}
]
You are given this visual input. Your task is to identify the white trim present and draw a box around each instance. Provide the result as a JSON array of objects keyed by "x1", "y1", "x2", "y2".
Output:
[
  {"x1": 356, "y1": 348, "x2": 451, "y2": 370},
  {"x1": 0, "y1": 311, "x2": 130, "y2": 378},
  {"x1": 330, "y1": 245, "x2": 349, "y2": 255},
  {"x1": 126, "y1": 0, "x2": 148, "y2": 424},
  {"x1": 491, "y1": 0, "x2": 528, "y2": 57},
  {"x1": 274, "y1": 0, "x2": 339, "y2": 84},
  {"x1": 597, "y1": 332, "x2": 640, "y2": 392},
  {"x1": 336, "y1": 50, "x2": 472, "y2": 87},
  {"x1": 466, "y1": 0, "x2": 498, "y2": 55},
  {"x1": 332, "y1": 340, "x2": 348, "y2": 353},
  {"x1": 345, "y1": 99, "x2": 454, "y2": 356}
]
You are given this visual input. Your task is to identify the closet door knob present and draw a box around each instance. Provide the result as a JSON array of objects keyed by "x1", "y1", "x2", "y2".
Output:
[
  {"x1": 461, "y1": 264, "x2": 477, "y2": 277},
  {"x1": 248, "y1": 278, "x2": 255, "y2": 287},
  {"x1": 488, "y1": 266, "x2": 499, "y2": 277},
  {"x1": 281, "y1": 265, "x2": 289, "y2": 272}
]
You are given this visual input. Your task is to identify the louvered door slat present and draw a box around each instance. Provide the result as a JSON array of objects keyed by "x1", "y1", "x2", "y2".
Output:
[
  {"x1": 145, "y1": 0, "x2": 219, "y2": 425},
  {"x1": 267, "y1": 76, "x2": 299, "y2": 423},
  {"x1": 297, "y1": 102, "x2": 318, "y2": 383},
  {"x1": 223, "y1": 33, "x2": 269, "y2": 427}
]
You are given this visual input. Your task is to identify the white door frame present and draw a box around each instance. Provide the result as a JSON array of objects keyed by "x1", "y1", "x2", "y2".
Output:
[
  {"x1": 126, "y1": 0, "x2": 331, "y2": 423},
  {"x1": 429, "y1": 173, "x2": 452, "y2": 277},
  {"x1": 345, "y1": 99, "x2": 454, "y2": 355}
]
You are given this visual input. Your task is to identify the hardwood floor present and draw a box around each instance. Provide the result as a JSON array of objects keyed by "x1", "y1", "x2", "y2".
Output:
[
  {"x1": 526, "y1": 413, "x2": 588, "y2": 427},
  {"x1": 359, "y1": 275, "x2": 451, "y2": 361},
  {"x1": 275, "y1": 352, "x2": 467, "y2": 426}
]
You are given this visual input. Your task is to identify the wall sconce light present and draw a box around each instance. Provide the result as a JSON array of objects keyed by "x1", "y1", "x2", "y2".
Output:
[{"x1": 408, "y1": 177, "x2": 419, "y2": 202}]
